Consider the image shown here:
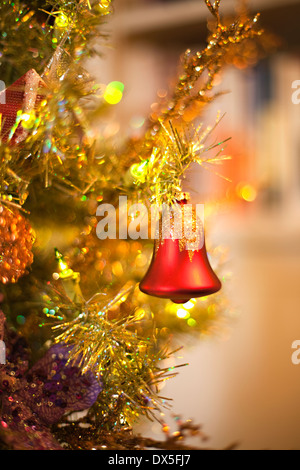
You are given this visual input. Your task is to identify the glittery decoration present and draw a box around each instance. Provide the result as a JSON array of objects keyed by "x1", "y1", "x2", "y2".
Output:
[
  {"x1": 0, "y1": 69, "x2": 47, "y2": 145},
  {"x1": 20, "y1": 344, "x2": 102, "y2": 426},
  {"x1": 0, "y1": 205, "x2": 35, "y2": 284},
  {"x1": 0, "y1": 327, "x2": 101, "y2": 450},
  {"x1": 153, "y1": 200, "x2": 204, "y2": 261}
]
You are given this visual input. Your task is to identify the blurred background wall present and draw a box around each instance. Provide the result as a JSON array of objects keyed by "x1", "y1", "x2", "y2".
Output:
[{"x1": 88, "y1": 0, "x2": 300, "y2": 450}]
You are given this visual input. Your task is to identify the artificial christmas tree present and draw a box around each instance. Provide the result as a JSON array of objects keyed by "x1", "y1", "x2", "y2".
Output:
[{"x1": 0, "y1": 0, "x2": 265, "y2": 451}]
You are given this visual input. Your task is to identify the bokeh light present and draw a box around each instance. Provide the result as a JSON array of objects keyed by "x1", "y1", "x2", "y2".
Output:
[{"x1": 104, "y1": 81, "x2": 125, "y2": 105}]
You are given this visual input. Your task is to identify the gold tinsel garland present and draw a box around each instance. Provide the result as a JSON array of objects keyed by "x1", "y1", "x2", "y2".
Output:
[{"x1": 116, "y1": 0, "x2": 263, "y2": 208}]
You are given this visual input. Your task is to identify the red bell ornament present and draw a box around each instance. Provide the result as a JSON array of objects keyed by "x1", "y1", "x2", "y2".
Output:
[{"x1": 139, "y1": 199, "x2": 221, "y2": 304}]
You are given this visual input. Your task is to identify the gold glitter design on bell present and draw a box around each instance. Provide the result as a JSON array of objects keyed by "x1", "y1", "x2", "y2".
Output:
[{"x1": 154, "y1": 202, "x2": 204, "y2": 262}]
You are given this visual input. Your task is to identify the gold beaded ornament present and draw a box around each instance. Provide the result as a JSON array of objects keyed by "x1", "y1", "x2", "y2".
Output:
[{"x1": 0, "y1": 205, "x2": 35, "y2": 284}]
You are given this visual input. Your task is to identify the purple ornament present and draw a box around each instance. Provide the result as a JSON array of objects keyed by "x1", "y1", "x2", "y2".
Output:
[{"x1": 0, "y1": 334, "x2": 102, "y2": 450}]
